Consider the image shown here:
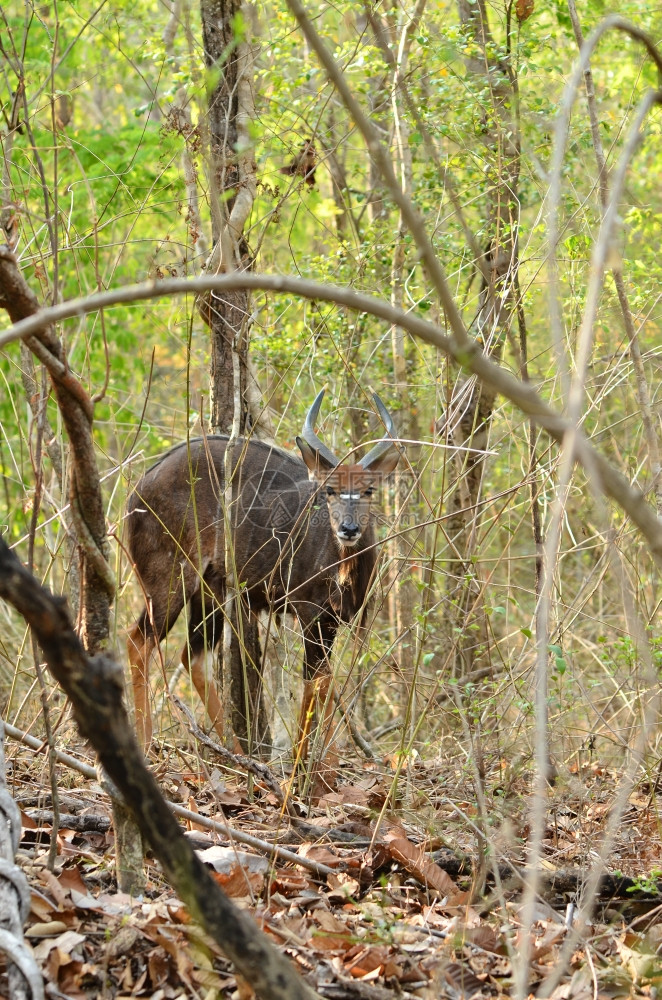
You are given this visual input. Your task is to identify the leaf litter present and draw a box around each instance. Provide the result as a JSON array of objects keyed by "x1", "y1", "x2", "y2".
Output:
[{"x1": 4, "y1": 734, "x2": 662, "y2": 998}]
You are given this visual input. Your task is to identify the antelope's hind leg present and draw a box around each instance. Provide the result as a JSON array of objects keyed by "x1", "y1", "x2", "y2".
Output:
[
  {"x1": 127, "y1": 615, "x2": 158, "y2": 751},
  {"x1": 182, "y1": 599, "x2": 225, "y2": 743}
]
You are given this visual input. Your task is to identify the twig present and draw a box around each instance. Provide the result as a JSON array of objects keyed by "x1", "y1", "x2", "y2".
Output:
[
  {"x1": 4, "y1": 722, "x2": 97, "y2": 779},
  {"x1": 172, "y1": 694, "x2": 290, "y2": 806},
  {"x1": 333, "y1": 693, "x2": 374, "y2": 760},
  {"x1": 4, "y1": 719, "x2": 335, "y2": 877},
  {"x1": 171, "y1": 803, "x2": 335, "y2": 878}
]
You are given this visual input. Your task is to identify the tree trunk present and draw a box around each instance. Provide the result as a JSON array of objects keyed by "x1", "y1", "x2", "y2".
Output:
[
  {"x1": 0, "y1": 250, "x2": 143, "y2": 893},
  {"x1": 0, "y1": 251, "x2": 113, "y2": 657},
  {"x1": 199, "y1": 0, "x2": 267, "y2": 753},
  {"x1": 200, "y1": 0, "x2": 257, "y2": 435},
  {"x1": 443, "y1": 0, "x2": 521, "y2": 678}
]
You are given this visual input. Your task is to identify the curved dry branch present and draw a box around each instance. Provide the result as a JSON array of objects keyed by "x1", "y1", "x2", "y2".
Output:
[
  {"x1": 547, "y1": 14, "x2": 662, "y2": 372},
  {"x1": 567, "y1": 1, "x2": 662, "y2": 514},
  {"x1": 0, "y1": 929, "x2": 44, "y2": 1000},
  {"x1": 283, "y1": 0, "x2": 470, "y2": 351},
  {"x1": 2, "y1": 270, "x2": 661, "y2": 561},
  {"x1": 0, "y1": 723, "x2": 45, "y2": 1000}
]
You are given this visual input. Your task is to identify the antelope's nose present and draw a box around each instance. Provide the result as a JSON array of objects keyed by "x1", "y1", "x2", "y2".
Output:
[{"x1": 339, "y1": 521, "x2": 359, "y2": 540}]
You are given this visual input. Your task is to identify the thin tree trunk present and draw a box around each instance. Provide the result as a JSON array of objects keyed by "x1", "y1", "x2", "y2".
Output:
[
  {"x1": 0, "y1": 251, "x2": 114, "y2": 656},
  {"x1": 388, "y1": 1, "x2": 426, "y2": 708},
  {"x1": 200, "y1": 0, "x2": 257, "y2": 434},
  {"x1": 0, "y1": 249, "x2": 144, "y2": 893},
  {"x1": 163, "y1": 0, "x2": 210, "y2": 267},
  {"x1": 199, "y1": 0, "x2": 267, "y2": 752},
  {"x1": 443, "y1": 0, "x2": 522, "y2": 676}
]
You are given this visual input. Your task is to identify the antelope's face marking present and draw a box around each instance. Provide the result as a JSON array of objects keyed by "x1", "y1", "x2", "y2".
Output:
[{"x1": 320, "y1": 466, "x2": 377, "y2": 547}]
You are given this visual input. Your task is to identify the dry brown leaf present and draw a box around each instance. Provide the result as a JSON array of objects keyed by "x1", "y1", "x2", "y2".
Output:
[
  {"x1": 345, "y1": 944, "x2": 391, "y2": 978},
  {"x1": 184, "y1": 795, "x2": 210, "y2": 832},
  {"x1": 386, "y1": 836, "x2": 459, "y2": 896},
  {"x1": 311, "y1": 933, "x2": 353, "y2": 954},
  {"x1": 530, "y1": 924, "x2": 566, "y2": 962},
  {"x1": 34, "y1": 867, "x2": 75, "y2": 910},
  {"x1": 327, "y1": 872, "x2": 361, "y2": 905},
  {"x1": 442, "y1": 961, "x2": 487, "y2": 998},
  {"x1": 33, "y1": 930, "x2": 86, "y2": 963},
  {"x1": 48, "y1": 953, "x2": 83, "y2": 989},
  {"x1": 319, "y1": 780, "x2": 387, "y2": 809},
  {"x1": 268, "y1": 872, "x2": 310, "y2": 897},
  {"x1": 515, "y1": 0, "x2": 534, "y2": 22},
  {"x1": 56, "y1": 866, "x2": 93, "y2": 899},
  {"x1": 212, "y1": 864, "x2": 265, "y2": 897},
  {"x1": 264, "y1": 914, "x2": 310, "y2": 948},
  {"x1": 28, "y1": 891, "x2": 59, "y2": 923},
  {"x1": 414, "y1": 906, "x2": 453, "y2": 931},
  {"x1": 214, "y1": 789, "x2": 245, "y2": 807},
  {"x1": 147, "y1": 946, "x2": 172, "y2": 989},
  {"x1": 26, "y1": 919, "x2": 69, "y2": 937},
  {"x1": 20, "y1": 809, "x2": 38, "y2": 829},
  {"x1": 336, "y1": 821, "x2": 374, "y2": 837},
  {"x1": 319, "y1": 786, "x2": 369, "y2": 808},
  {"x1": 298, "y1": 843, "x2": 341, "y2": 867},
  {"x1": 81, "y1": 890, "x2": 135, "y2": 915},
  {"x1": 460, "y1": 925, "x2": 503, "y2": 953},
  {"x1": 150, "y1": 925, "x2": 197, "y2": 983}
]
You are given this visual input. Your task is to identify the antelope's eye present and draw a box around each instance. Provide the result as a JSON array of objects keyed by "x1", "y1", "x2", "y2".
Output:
[
  {"x1": 326, "y1": 486, "x2": 336, "y2": 496},
  {"x1": 364, "y1": 487, "x2": 374, "y2": 497}
]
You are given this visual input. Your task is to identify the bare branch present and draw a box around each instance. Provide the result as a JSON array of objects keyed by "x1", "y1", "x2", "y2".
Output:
[
  {"x1": 2, "y1": 270, "x2": 661, "y2": 560},
  {"x1": 284, "y1": 0, "x2": 470, "y2": 351}
]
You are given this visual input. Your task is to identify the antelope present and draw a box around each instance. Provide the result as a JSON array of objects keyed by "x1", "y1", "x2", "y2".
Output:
[{"x1": 126, "y1": 390, "x2": 400, "y2": 754}]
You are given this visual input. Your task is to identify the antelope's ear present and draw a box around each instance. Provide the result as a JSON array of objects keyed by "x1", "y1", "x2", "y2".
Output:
[
  {"x1": 296, "y1": 436, "x2": 336, "y2": 476},
  {"x1": 364, "y1": 444, "x2": 400, "y2": 477}
]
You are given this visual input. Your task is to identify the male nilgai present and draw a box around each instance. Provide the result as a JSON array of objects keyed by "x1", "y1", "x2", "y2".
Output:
[{"x1": 126, "y1": 391, "x2": 400, "y2": 750}]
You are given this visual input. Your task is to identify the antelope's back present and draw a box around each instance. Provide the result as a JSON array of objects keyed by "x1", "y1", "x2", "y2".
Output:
[{"x1": 126, "y1": 436, "x2": 314, "y2": 594}]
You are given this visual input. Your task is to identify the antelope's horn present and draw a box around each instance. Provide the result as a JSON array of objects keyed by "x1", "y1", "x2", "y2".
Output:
[
  {"x1": 358, "y1": 394, "x2": 399, "y2": 469},
  {"x1": 302, "y1": 389, "x2": 340, "y2": 467}
]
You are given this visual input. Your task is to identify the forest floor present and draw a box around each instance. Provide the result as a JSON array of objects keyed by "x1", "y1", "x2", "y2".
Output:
[{"x1": 3, "y1": 727, "x2": 662, "y2": 1000}]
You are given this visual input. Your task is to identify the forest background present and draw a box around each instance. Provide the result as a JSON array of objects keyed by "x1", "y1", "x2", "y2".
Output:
[{"x1": 1, "y1": 0, "x2": 662, "y2": 993}]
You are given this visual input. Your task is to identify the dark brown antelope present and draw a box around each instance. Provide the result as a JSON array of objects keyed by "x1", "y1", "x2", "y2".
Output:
[{"x1": 126, "y1": 390, "x2": 400, "y2": 753}]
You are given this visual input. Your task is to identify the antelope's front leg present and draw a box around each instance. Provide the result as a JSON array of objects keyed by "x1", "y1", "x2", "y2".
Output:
[
  {"x1": 296, "y1": 671, "x2": 338, "y2": 793},
  {"x1": 297, "y1": 669, "x2": 336, "y2": 748}
]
